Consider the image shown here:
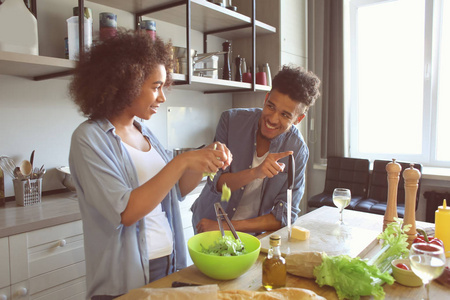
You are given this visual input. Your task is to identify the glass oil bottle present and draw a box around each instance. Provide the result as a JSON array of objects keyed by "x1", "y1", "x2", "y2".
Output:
[{"x1": 262, "y1": 234, "x2": 286, "y2": 290}]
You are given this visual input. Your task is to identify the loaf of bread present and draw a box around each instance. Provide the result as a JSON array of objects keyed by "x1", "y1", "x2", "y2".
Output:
[
  {"x1": 116, "y1": 285, "x2": 326, "y2": 299},
  {"x1": 218, "y1": 287, "x2": 326, "y2": 300},
  {"x1": 285, "y1": 252, "x2": 324, "y2": 279}
]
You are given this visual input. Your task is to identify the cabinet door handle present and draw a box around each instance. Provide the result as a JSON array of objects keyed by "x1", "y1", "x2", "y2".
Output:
[
  {"x1": 59, "y1": 239, "x2": 67, "y2": 247},
  {"x1": 16, "y1": 287, "x2": 28, "y2": 296}
]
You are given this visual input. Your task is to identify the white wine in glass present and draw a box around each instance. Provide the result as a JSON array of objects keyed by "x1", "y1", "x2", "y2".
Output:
[
  {"x1": 409, "y1": 243, "x2": 446, "y2": 300},
  {"x1": 332, "y1": 188, "x2": 351, "y2": 225}
]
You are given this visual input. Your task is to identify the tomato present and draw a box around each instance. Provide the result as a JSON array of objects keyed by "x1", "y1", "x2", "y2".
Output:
[{"x1": 395, "y1": 263, "x2": 409, "y2": 271}]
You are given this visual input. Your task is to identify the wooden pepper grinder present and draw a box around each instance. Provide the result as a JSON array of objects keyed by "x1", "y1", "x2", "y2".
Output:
[
  {"x1": 384, "y1": 159, "x2": 401, "y2": 231},
  {"x1": 222, "y1": 41, "x2": 231, "y2": 80},
  {"x1": 403, "y1": 163, "x2": 421, "y2": 247}
]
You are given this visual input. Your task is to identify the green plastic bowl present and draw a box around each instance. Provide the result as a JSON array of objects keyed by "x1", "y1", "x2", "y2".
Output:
[{"x1": 188, "y1": 230, "x2": 261, "y2": 280}]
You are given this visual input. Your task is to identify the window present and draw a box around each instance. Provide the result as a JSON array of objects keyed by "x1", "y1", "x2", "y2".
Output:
[{"x1": 345, "y1": 0, "x2": 449, "y2": 167}]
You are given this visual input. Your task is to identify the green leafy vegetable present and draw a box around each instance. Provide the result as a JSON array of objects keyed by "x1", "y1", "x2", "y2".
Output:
[
  {"x1": 369, "y1": 217, "x2": 411, "y2": 274},
  {"x1": 221, "y1": 183, "x2": 231, "y2": 202},
  {"x1": 203, "y1": 144, "x2": 218, "y2": 181},
  {"x1": 314, "y1": 253, "x2": 394, "y2": 300},
  {"x1": 313, "y1": 218, "x2": 410, "y2": 300},
  {"x1": 203, "y1": 172, "x2": 216, "y2": 181},
  {"x1": 201, "y1": 235, "x2": 246, "y2": 256}
]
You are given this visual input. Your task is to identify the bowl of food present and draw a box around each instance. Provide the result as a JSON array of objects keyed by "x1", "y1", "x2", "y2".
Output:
[
  {"x1": 188, "y1": 230, "x2": 261, "y2": 280},
  {"x1": 391, "y1": 259, "x2": 422, "y2": 287},
  {"x1": 56, "y1": 166, "x2": 76, "y2": 192}
]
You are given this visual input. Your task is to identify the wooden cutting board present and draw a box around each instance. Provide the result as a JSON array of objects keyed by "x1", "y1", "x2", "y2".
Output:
[{"x1": 260, "y1": 207, "x2": 383, "y2": 257}]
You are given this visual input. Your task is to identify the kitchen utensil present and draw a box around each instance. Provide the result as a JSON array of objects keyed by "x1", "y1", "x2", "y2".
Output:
[
  {"x1": 259, "y1": 207, "x2": 381, "y2": 257},
  {"x1": 19, "y1": 160, "x2": 32, "y2": 177},
  {"x1": 172, "y1": 144, "x2": 205, "y2": 157},
  {"x1": 38, "y1": 164, "x2": 46, "y2": 178},
  {"x1": 214, "y1": 202, "x2": 243, "y2": 247},
  {"x1": 214, "y1": 202, "x2": 226, "y2": 238},
  {"x1": 171, "y1": 281, "x2": 200, "y2": 288},
  {"x1": 14, "y1": 167, "x2": 24, "y2": 180},
  {"x1": 29, "y1": 150, "x2": 35, "y2": 178},
  {"x1": 0, "y1": 155, "x2": 16, "y2": 178},
  {"x1": 20, "y1": 160, "x2": 32, "y2": 191},
  {"x1": 187, "y1": 230, "x2": 260, "y2": 280},
  {"x1": 287, "y1": 154, "x2": 295, "y2": 241},
  {"x1": 222, "y1": 41, "x2": 231, "y2": 80}
]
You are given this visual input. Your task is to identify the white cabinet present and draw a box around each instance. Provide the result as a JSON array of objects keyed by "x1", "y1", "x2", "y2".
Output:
[
  {"x1": 0, "y1": 237, "x2": 10, "y2": 300},
  {"x1": 4, "y1": 221, "x2": 86, "y2": 300}
]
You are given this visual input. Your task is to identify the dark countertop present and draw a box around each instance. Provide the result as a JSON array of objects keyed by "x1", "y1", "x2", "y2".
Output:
[{"x1": 0, "y1": 192, "x2": 81, "y2": 238}]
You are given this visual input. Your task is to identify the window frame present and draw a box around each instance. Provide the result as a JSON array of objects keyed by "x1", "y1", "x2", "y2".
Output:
[{"x1": 346, "y1": 0, "x2": 449, "y2": 168}]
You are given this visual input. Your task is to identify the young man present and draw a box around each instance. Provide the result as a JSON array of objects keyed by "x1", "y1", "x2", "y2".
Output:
[{"x1": 191, "y1": 65, "x2": 321, "y2": 234}]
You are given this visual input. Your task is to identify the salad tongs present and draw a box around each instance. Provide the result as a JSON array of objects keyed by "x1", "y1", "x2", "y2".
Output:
[{"x1": 214, "y1": 202, "x2": 243, "y2": 247}]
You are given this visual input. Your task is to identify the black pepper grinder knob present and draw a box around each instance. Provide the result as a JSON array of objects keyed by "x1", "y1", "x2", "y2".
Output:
[
  {"x1": 222, "y1": 41, "x2": 231, "y2": 80},
  {"x1": 235, "y1": 55, "x2": 242, "y2": 82}
]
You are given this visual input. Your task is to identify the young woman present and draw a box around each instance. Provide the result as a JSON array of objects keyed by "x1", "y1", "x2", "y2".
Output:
[{"x1": 68, "y1": 29, "x2": 231, "y2": 299}]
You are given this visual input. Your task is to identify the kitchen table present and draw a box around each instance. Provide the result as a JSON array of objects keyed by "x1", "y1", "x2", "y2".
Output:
[{"x1": 125, "y1": 206, "x2": 450, "y2": 299}]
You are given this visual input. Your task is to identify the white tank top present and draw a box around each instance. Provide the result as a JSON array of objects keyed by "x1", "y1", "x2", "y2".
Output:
[
  {"x1": 232, "y1": 151, "x2": 269, "y2": 221},
  {"x1": 123, "y1": 141, "x2": 173, "y2": 259}
]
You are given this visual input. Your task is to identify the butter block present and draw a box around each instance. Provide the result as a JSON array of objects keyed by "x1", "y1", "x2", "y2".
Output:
[{"x1": 291, "y1": 226, "x2": 310, "y2": 241}]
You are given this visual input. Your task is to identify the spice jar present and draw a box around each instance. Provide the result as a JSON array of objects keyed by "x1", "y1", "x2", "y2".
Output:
[
  {"x1": 262, "y1": 234, "x2": 286, "y2": 290},
  {"x1": 99, "y1": 12, "x2": 117, "y2": 41},
  {"x1": 140, "y1": 20, "x2": 156, "y2": 40}
]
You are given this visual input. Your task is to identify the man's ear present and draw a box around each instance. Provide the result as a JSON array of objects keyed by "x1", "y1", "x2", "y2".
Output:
[{"x1": 294, "y1": 114, "x2": 306, "y2": 125}]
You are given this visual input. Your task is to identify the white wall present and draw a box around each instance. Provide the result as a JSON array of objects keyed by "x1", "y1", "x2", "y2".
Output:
[{"x1": 0, "y1": 0, "x2": 232, "y2": 197}]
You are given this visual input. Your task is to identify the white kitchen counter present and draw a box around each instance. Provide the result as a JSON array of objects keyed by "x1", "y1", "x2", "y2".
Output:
[{"x1": 0, "y1": 192, "x2": 80, "y2": 238}]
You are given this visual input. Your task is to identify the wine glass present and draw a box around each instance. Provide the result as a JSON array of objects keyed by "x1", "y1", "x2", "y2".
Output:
[
  {"x1": 409, "y1": 243, "x2": 446, "y2": 300},
  {"x1": 332, "y1": 188, "x2": 351, "y2": 225}
]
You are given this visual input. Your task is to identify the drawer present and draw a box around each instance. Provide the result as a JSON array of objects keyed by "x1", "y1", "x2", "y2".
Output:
[
  {"x1": 29, "y1": 262, "x2": 86, "y2": 298},
  {"x1": 0, "y1": 237, "x2": 10, "y2": 288},
  {"x1": 10, "y1": 221, "x2": 85, "y2": 285},
  {"x1": 26, "y1": 220, "x2": 83, "y2": 248},
  {"x1": 32, "y1": 277, "x2": 86, "y2": 300}
]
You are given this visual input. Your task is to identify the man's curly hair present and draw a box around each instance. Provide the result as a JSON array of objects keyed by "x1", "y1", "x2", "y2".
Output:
[
  {"x1": 69, "y1": 29, "x2": 173, "y2": 120},
  {"x1": 272, "y1": 65, "x2": 321, "y2": 112}
]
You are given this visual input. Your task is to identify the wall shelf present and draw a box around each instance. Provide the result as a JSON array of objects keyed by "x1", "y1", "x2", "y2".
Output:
[
  {"x1": 171, "y1": 73, "x2": 270, "y2": 93},
  {"x1": 0, "y1": 51, "x2": 74, "y2": 80},
  {"x1": 0, "y1": 0, "x2": 275, "y2": 93},
  {"x1": 0, "y1": 51, "x2": 271, "y2": 92},
  {"x1": 90, "y1": 0, "x2": 276, "y2": 39}
]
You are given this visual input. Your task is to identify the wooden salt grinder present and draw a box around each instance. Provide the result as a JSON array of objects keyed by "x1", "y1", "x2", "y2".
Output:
[
  {"x1": 384, "y1": 159, "x2": 401, "y2": 231},
  {"x1": 403, "y1": 163, "x2": 421, "y2": 247}
]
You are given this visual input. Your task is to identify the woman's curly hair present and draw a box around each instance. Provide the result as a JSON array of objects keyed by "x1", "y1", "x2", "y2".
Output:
[
  {"x1": 69, "y1": 29, "x2": 173, "y2": 120},
  {"x1": 272, "y1": 65, "x2": 321, "y2": 112}
]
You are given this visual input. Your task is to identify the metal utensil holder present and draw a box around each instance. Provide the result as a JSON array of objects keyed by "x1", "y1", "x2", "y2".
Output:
[{"x1": 13, "y1": 178, "x2": 42, "y2": 206}]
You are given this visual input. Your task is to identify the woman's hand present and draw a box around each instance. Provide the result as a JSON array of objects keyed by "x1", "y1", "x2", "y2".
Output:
[
  {"x1": 206, "y1": 141, "x2": 232, "y2": 171},
  {"x1": 178, "y1": 142, "x2": 231, "y2": 174}
]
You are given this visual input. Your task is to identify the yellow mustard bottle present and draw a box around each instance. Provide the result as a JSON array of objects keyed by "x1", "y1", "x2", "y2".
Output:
[
  {"x1": 262, "y1": 234, "x2": 286, "y2": 290},
  {"x1": 434, "y1": 199, "x2": 450, "y2": 258}
]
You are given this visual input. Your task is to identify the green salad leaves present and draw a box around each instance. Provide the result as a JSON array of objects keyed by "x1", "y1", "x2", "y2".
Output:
[
  {"x1": 313, "y1": 218, "x2": 410, "y2": 300},
  {"x1": 221, "y1": 183, "x2": 231, "y2": 202},
  {"x1": 201, "y1": 236, "x2": 246, "y2": 256},
  {"x1": 314, "y1": 253, "x2": 394, "y2": 300}
]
